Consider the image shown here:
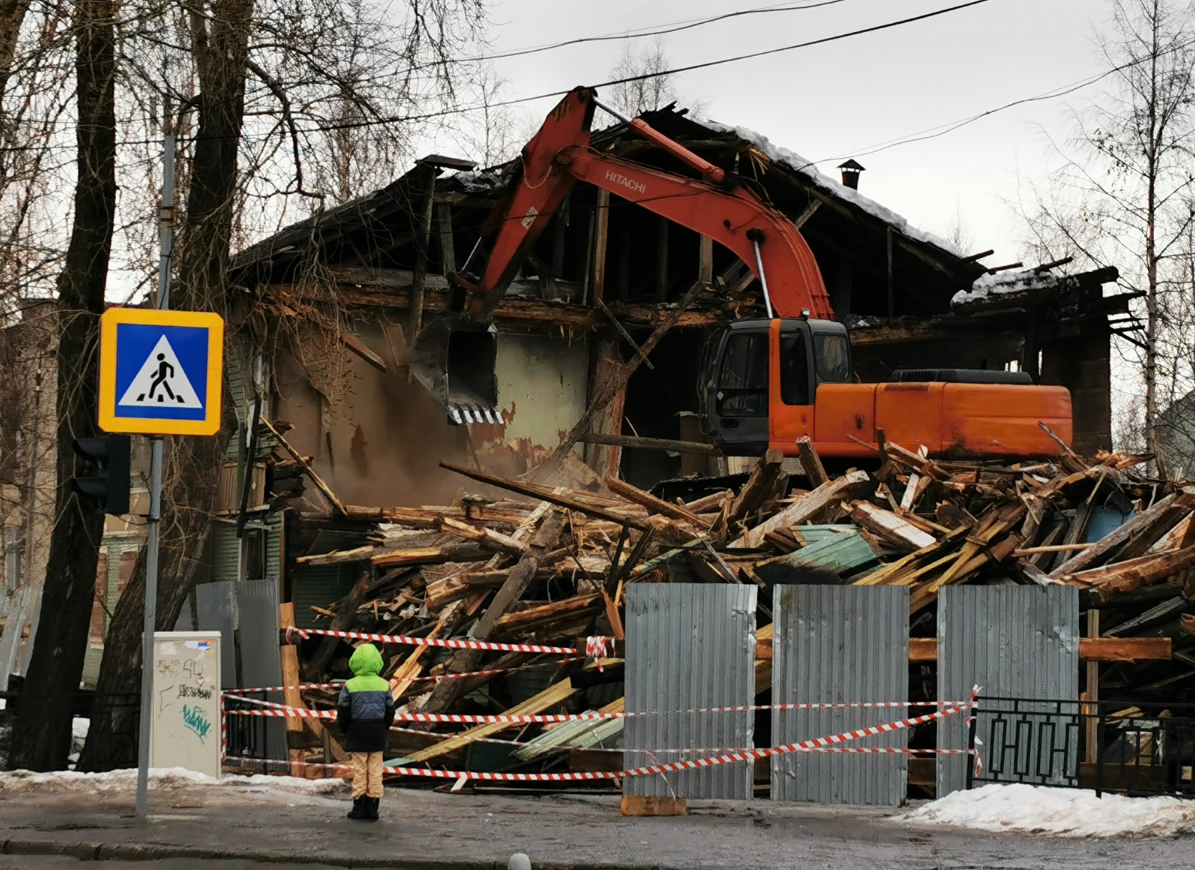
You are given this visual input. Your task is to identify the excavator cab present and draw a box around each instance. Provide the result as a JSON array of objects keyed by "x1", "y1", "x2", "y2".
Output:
[{"x1": 702, "y1": 318, "x2": 852, "y2": 455}]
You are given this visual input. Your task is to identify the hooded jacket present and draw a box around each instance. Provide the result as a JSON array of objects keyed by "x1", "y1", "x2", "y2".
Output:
[{"x1": 335, "y1": 643, "x2": 396, "y2": 753}]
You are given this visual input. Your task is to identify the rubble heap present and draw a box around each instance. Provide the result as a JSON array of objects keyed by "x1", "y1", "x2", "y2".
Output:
[{"x1": 270, "y1": 437, "x2": 1195, "y2": 781}]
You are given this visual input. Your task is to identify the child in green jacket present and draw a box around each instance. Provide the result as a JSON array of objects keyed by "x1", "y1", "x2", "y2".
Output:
[{"x1": 335, "y1": 643, "x2": 396, "y2": 821}]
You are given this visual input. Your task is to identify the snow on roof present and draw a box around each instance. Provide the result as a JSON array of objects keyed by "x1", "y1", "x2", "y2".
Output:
[
  {"x1": 951, "y1": 267, "x2": 1054, "y2": 308},
  {"x1": 901, "y1": 783, "x2": 1195, "y2": 838},
  {"x1": 702, "y1": 120, "x2": 964, "y2": 258}
]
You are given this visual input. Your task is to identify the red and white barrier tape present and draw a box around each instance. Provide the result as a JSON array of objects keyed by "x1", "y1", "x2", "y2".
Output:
[
  {"x1": 223, "y1": 704, "x2": 967, "y2": 783},
  {"x1": 223, "y1": 699, "x2": 977, "y2": 727},
  {"x1": 222, "y1": 659, "x2": 585, "y2": 696},
  {"x1": 285, "y1": 625, "x2": 609, "y2": 657}
]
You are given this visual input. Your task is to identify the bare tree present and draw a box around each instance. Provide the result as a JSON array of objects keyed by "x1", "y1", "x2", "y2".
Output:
[
  {"x1": 1016, "y1": 0, "x2": 1195, "y2": 465},
  {"x1": 78, "y1": 0, "x2": 488, "y2": 770},
  {"x1": 9, "y1": 0, "x2": 117, "y2": 771},
  {"x1": 605, "y1": 37, "x2": 704, "y2": 118}
]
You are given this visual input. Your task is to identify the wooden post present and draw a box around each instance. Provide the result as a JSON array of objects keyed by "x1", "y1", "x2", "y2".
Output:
[
  {"x1": 591, "y1": 189, "x2": 609, "y2": 304},
  {"x1": 582, "y1": 335, "x2": 626, "y2": 480},
  {"x1": 407, "y1": 166, "x2": 437, "y2": 346},
  {"x1": 886, "y1": 227, "x2": 895, "y2": 324},
  {"x1": 435, "y1": 203, "x2": 456, "y2": 274},
  {"x1": 656, "y1": 217, "x2": 669, "y2": 301},
  {"x1": 699, "y1": 234, "x2": 713, "y2": 285},
  {"x1": 278, "y1": 602, "x2": 308, "y2": 777},
  {"x1": 1084, "y1": 609, "x2": 1100, "y2": 765},
  {"x1": 621, "y1": 796, "x2": 687, "y2": 816}
]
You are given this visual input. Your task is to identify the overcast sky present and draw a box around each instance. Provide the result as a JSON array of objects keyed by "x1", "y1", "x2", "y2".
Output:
[{"x1": 419, "y1": 0, "x2": 1116, "y2": 266}]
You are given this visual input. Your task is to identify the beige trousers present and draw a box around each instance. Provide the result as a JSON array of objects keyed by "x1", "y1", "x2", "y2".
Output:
[{"x1": 351, "y1": 751, "x2": 384, "y2": 799}]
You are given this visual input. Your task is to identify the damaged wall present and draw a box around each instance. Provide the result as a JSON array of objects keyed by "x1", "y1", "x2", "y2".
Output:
[{"x1": 272, "y1": 316, "x2": 590, "y2": 507}]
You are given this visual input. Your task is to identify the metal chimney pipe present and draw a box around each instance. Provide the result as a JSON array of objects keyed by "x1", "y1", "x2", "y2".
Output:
[{"x1": 838, "y1": 159, "x2": 865, "y2": 190}]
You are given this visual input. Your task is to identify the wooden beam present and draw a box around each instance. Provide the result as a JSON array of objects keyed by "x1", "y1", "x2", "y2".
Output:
[
  {"x1": 440, "y1": 460, "x2": 649, "y2": 530},
  {"x1": 792, "y1": 199, "x2": 822, "y2": 228},
  {"x1": 539, "y1": 278, "x2": 707, "y2": 474},
  {"x1": 607, "y1": 475, "x2": 710, "y2": 528},
  {"x1": 591, "y1": 189, "x2": 609, "y2": 303},
  {"x1": 580, "y1": 432, "x2": 719, "y2": 455},
  {"x1": 435, "y1": 202, "x2": 456, "y2": 274},
  {"x1": 796, "y1": 436, "x2": 829, "y2": 486},
  {"x1": 656, "y1": 217, "x2": 669, "y2": 302},
  {"x1": 699, "y1": 234, "x2": 713, "y2": 284},
  {"x1": 907, "y1": 637, "x2": 1170, "y2": 662},
  {"x1": 407, "y1": 166, "x2": 437, "y2": 345}
]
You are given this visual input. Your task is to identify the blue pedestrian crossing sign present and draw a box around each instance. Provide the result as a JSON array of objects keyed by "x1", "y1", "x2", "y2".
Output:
[{"x1": 99, "y1": 308, "x2": 224, "y2": 436}]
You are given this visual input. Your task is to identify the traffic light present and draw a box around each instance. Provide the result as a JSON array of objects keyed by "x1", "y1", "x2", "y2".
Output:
[{"x1": 72, "y1": 434, "x2": 131, "y2": 516}]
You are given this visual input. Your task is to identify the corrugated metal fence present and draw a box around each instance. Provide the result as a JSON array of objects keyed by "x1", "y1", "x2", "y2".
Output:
[
  {"x1": 624, "y1": 584, "x2": 757, "y2": 800},
  {"x1": 937, "y1": 585, "x2": 1079, "y2": 796},
  {"x1": 771, "y1": 585, "x2": 909, "y2": 805}
]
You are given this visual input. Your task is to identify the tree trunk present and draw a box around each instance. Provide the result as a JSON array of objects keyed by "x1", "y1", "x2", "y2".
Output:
[
  {"x1": 78, "y1": 0, "x2": 252, "y2": 771},
  {"x1": 8, "y1": 0, "x2": 115, "y2": 771},
  {"x1": 0, "y1": 0, "x2": 33, "y2": 103}
]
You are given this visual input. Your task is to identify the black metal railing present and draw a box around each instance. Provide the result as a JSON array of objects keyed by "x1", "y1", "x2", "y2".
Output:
[
  {"x1": 222, "y1": 695, "x2": 289, "y2": 773},
  {"x1": 968, "y1": 696, "x2": 1195, "y2": 798}
]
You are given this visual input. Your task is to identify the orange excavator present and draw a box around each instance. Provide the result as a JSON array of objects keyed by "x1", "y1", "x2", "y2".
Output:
[{"x1": 411, "y1": 87, "x2": 1072, "y2": 459}]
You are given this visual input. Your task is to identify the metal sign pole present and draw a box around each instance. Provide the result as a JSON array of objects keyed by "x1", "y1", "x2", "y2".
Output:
[{"x1": 135, "y1": 122, "x2": 175, "y2": 820}]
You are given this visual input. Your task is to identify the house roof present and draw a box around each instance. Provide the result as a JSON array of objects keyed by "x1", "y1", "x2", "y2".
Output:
[{"x1": 231, "y1": 104, "x2": 988, "y2": 318}]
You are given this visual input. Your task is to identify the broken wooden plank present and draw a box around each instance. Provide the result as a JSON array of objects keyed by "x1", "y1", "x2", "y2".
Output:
[
  {"x1": 263, "y1": 418, "x2": 346, "y2": 515},
  {"x1": 1065, "y1": 544, "x2": 1195, "y2": 599},
  {"x1": 440, "y1": 517, "x2": 530, "y2": 558},
  {"x1": 717, "y1": 449, "x2": 785, "y2": 539},
  {"x1": 1050, "y1": 492, "x2": 1195, "y2": 577},
  {"x1": 732, "y1": 470, "x2": 869, "y2": 548},
  {"x1": 606, "y1": 475, "x2": 710, "y2": 528},
  {"x1": 419, "y1": 510, "x2": 568, "y2": 713},
  {"x1": 851, "y1": 502, "x2": 937, "y2": 552},
  {"x1": 399, "y1": 678, "x2": 577, "y2": 764},
  {"x1": 796, "y1": 437, "x2": 829, "y2": 487}
]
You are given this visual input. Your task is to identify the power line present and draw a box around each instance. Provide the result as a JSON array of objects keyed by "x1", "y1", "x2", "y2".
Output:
[
  {"x1": 313, "y1": 0, "x2": 996, "y2": 134},
  {"x1": 445, "y1": 0, "x2": 857, "y2": 67},
  {"x1": 0, "y1": 0, "x2": 998, "y2": 153},
  {"x1": 801, "y1": 29, "x2": 1195, "y2": 169}
]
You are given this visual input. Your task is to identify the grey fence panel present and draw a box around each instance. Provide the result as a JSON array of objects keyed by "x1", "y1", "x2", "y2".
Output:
[
  {"x1": 195, "y1": 581, "x2": 237, "y2": 691},
  {"x1": 771, "y1": 585, "x2": 909, "y2": 805},
  {"x1": 624, "y1": 584, "x2": 756, "y2": 800},
  {"x1": 938, "y1": 585, "x2": 1079, "y2": 796},
  {"x1": 237, "y1": 576, "x2": 286, "y2": 763}
]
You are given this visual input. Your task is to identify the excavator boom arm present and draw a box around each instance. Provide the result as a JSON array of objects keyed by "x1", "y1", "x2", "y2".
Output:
[{"x1": 466, "y1": 87, "x2": 833, "y2": 321}]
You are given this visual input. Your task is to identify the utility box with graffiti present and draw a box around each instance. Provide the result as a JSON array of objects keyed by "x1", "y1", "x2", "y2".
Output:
[{"x1": 149, "y1": 630, "x2": 221, "y2": 778}]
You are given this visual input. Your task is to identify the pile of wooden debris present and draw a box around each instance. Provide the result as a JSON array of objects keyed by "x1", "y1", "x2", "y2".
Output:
[{"x1": 269, "y1": 436, "x2": 1193, "y2": 781}]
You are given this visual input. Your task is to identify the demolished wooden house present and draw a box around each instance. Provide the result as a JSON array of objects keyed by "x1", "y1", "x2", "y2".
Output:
[
  {"x1": 200, "y1": 105, "x2": 1170, "y2": 796},
  {"x1": 232, "y1": 438, "x2": 1192, "y2": 798}
]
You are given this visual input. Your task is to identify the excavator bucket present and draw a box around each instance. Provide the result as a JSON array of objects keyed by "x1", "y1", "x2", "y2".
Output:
[{"x1": 409, "y1": 316, "x2": 502, "y2": 425}]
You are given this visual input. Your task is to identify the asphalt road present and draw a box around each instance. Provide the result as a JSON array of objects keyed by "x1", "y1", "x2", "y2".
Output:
[{"x1": 1, "y1": 777, "x2": 1192, "y2": 869}]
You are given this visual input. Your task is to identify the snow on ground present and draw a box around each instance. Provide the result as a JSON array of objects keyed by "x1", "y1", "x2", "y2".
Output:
[
  {"x1": 0, "y1": 767, "x2": 347, "y2": 797},
  {"x1": 901, "y1": 783, "x2": 1195, "y2": 838}
]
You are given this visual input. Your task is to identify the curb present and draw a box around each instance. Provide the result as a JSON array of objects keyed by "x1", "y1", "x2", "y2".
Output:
[{"x1": 1, "y1": 838, "x2": 658, "y2": 870}]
